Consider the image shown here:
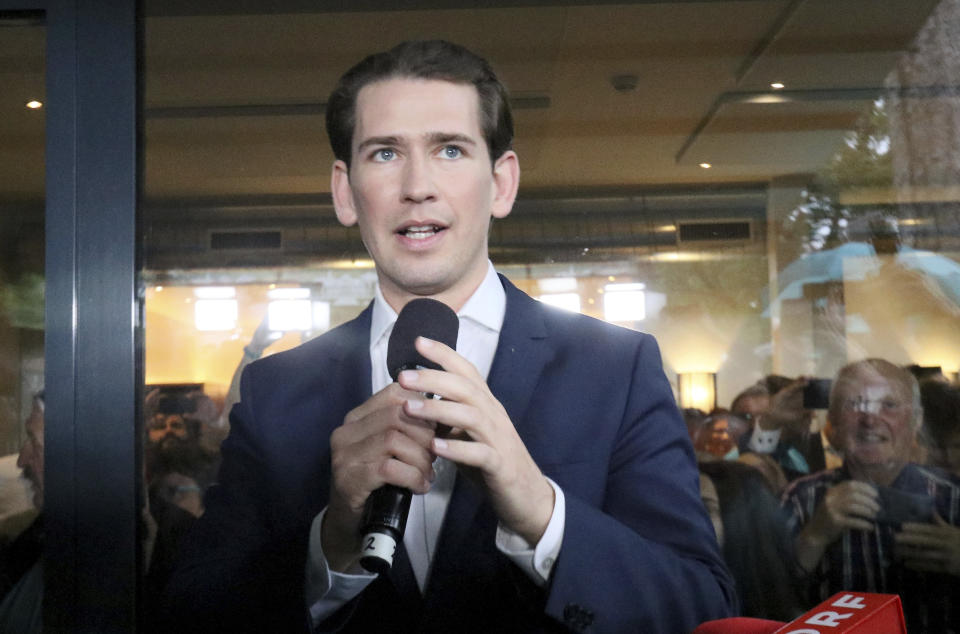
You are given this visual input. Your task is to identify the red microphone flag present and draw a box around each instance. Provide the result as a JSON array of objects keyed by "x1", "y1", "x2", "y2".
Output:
[
  {"x1": 692, "y1": 592, "x2": 906, "y2": 634},
  {"x1": 774, "y1": 592, "x2": 906, "y2": 634}
]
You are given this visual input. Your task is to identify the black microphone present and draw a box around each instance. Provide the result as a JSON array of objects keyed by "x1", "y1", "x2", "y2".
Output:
[{"x1": 359, "y1": 298, "x2": 459, "y2": 574}]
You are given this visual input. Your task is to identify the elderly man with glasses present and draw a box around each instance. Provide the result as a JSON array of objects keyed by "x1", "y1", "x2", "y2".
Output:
[{"x1": 783, "y1": 358, "x2": 960, "y2": 632}]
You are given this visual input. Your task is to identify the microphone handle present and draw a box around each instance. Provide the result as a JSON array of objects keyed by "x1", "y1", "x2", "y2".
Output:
[
  {"x1": 359, "y1": 484, "x2": 412, "y2": 574},
  {"x1": 359, "y1": 362, "x2": 447, "y2": 573}
]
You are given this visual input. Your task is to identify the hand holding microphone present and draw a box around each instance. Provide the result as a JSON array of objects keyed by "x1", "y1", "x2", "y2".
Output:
[
  {"x1": 326, "y1": 295, "x2": 554, "y2": 574},
  {"x1": 396, "y1": 325, "x2": 555, "y2": 548},
  {"x1": 359, "y1": 299, "x2": 459, "y2": 573},
  {"x1": 323, "y1": 298, "x2": 458, "y2": 574}
]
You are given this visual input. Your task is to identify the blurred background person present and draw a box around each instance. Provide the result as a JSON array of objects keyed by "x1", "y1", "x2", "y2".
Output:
[
  {"x1": 693, "y1": 412, "x2": 750, "y2": 462},
  {"x1": 0, "y1": 392, "x2": 45, "y2": 633},
  {"x1": 732, "y1": 376, "x2": 826, "y2": 481},
  {"x1": 698, "y1": 460, "x2": 805, "y2": 621},
  {"x1": 917, "y1": 379, "x2": 960, "y2": 476},
  {"x1": 683, "y1": 407, "x2": 708, "y2": 446},
  {"x1": 142, "y1": 387, "x2": 222, "y2": 630},
  {"x1": 144, "y1": 388, "x2": 220, "y2": 495}
]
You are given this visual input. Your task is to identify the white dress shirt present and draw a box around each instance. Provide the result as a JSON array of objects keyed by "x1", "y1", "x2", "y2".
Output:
[{"x1": 305, "y1": 262, "x2": 565, "y2": 625}]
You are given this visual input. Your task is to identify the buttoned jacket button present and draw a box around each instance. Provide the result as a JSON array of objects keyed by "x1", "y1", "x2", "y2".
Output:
[{"x1": 562, "y1": 603, "x2": 594, "y2": 632}]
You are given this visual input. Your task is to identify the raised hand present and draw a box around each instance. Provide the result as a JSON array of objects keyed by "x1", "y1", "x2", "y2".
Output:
[{"x1": 761, "y1": 379, "x2": 811, "y2": 434}]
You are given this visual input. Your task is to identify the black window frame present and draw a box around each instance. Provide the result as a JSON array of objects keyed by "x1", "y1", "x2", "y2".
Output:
[{"x1": 0, "y1": 0, "x2": 142, "y2": 629}]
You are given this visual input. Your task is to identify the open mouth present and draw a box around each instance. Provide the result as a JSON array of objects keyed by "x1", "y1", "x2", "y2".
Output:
[
  {"x1": 398, "y1": 224, "x2": 445, "y2": 240},
  {"x1": 857, "y1": 431, "x2": 888, "y2": 444}
]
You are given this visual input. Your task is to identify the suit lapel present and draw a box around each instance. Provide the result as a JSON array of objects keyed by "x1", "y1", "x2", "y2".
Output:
[
  {"x1": 329, "y1": 302, "x2": 374, "y2": 407},
  {"x1": 426, "y1": 277, "x2": 553, "y2": 595},
  {"x1": 486, "y1": 275, "x2": 551, "y2": 440}
]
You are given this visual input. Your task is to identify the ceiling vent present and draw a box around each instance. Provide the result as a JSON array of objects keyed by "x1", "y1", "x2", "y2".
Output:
[
  {"x1": 677, "y1": 220, "x2": 751, "y2": 244},
  {"x1": 209, "y1": 230, "x2": 282, "y2": 250}
]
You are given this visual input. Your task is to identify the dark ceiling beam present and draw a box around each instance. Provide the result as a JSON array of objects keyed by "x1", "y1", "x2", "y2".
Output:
[
  {"x1": 145, "y1": 0, "x2": 781, "y2": 18},
  {"x1": 142, "y1": 182, "x2": 767, "y2": 213},
  {"x1": 0, "y1": 9, "x2": 44, "y2": 24}
]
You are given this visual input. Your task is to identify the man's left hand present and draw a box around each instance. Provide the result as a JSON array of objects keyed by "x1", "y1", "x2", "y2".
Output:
[
  {"x1": 398, "y1": 336, "x2": 555, "y2": 545},
  {"x1": 895, "y1": 513, "x2": 960, "y2": 576}
]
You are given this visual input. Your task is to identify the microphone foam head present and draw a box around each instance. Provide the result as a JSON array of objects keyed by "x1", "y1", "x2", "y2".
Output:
[{"x1": 387, "y1": 298, "x2": 459, "y2": 381}]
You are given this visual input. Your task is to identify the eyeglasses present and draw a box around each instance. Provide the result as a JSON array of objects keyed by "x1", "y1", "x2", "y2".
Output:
[{"x1": 840, "y1": 396, "x2": 907, "y2": 414}]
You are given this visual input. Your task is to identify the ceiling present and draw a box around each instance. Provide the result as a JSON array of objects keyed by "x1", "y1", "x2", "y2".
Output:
[{"x1": 0, "y1": 0, "x2": 947, "y2": 269}]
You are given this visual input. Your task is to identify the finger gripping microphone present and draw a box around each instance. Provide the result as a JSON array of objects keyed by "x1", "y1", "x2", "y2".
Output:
[{"x1": 359, "y1": 298, "x2": 459, "y2": 574}]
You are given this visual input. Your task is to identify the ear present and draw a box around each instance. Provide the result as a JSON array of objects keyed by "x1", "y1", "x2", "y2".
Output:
[
  {"x1": 331, "y1": 160, "x2": 358, "y2": 227},
  {"x1": 490, "y1": 150, "x2": 519, "y2": 220}
]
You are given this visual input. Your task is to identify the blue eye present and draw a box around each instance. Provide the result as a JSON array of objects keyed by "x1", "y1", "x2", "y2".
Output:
[
  {"x1": 373, "y1": 148, "x2": 396, "y2": 162},
  {"x1": 440, "y1": 145, "x2": 462, "y2": 159}
]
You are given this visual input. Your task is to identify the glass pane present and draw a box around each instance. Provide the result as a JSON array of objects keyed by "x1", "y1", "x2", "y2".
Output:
[
  {"x1": 0, "y1": 13, "x2": 45, "y2": 632},
  {"x1": 142, "y1": 1, "x2": 960, "y2": 630}
]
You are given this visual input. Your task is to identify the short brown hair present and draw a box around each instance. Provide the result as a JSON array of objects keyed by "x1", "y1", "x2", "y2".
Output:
[{"x1": 325, "y1": 40, "x2": 514, "y2": 167}]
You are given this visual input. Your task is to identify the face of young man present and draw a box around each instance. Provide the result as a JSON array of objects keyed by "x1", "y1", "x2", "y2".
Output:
[
  {"x1": 331, "y1": 78, "x2": 519, "y2": 311},
  {"x1": 832, "y1": 368, "x2": 916, "y2": 481}
]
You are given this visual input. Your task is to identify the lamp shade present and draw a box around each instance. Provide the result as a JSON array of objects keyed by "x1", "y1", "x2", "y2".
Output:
[{"x1": 678, "y1": 372, "x2": 717, "y2": 412}]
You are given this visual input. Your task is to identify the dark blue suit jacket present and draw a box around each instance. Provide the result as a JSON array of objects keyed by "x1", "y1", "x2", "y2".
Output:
[{"x1": 166, "y1": 276, "x2": 736, "y2": 633}]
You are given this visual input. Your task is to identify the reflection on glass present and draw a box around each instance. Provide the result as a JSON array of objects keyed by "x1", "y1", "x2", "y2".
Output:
[
  {"x1": 0, "y1": 16, "x2": 45, "y2": 634},
  {"x1": 140, "y1": 0, "x2": 960, "y2": 629}
]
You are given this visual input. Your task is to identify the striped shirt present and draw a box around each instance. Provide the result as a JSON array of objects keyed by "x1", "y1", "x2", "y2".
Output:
[{"x1": 783, "y1": 463, "x2": 960, "y2": 633}]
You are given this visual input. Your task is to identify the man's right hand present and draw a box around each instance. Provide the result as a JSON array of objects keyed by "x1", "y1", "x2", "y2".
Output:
[
  {"x1": 796, "y1": 481, "x2": 880, "y2": 573},
  {"x1": 321, "y1": 384, "x2": 437, "y2": 572}
]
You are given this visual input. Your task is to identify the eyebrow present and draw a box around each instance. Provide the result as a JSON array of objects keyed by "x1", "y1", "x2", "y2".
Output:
[
  {"x1": 356, "y1": 135, "x2": 400, "y2": 154},
  {"x1": 355, "y1": 132, "x2": 478, "y2": 154},
  {"x1": 425, "y1": 132, "x2": 476, "y2": 147}
]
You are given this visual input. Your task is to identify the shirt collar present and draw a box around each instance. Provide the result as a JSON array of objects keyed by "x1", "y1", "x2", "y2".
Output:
[
  {"x1": 370, "y1": 284, "x2": 396, "y2": 350},
  {"x1": 370, "y1": 260, "x2": 505, "y2": 347},
  {"x1": 459, "y1": 261, "x2": 506, "y2": 334}
]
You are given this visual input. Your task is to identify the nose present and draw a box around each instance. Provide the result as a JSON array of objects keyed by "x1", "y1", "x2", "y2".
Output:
[
  {"x1": 400, "y1": 153, "x2": 437, "y2": 204},
  {"x1": 857, "y1": 408, "x2": 881, "y2": 428}
]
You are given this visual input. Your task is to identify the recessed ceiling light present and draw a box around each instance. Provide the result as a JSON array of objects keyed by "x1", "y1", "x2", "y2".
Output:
[
  {"x1": 26, "y1": 100, "x2": 43, "y2": 109},
  {"x1": 699, "y1": 162, "x2": 712, "y2": 169},
  {"x1": 770, "y1": 82, "x2": 785, "y2": 90}
]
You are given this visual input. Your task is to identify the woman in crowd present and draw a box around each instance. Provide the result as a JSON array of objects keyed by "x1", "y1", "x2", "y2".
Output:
[{"x1": 698, "y1": 460, "x2": 806, "y2": 621}]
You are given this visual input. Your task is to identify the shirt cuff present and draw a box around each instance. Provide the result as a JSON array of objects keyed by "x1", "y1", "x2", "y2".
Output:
[
  {"x1": 495, "y1": 478, "x2": 565, "y2": 586},
  {"x1": 305, "y1": 508, "x2": 377, "y2": 626},
  {"x1": 748, "y1": 427, "x2": 782, "y2": 454}
]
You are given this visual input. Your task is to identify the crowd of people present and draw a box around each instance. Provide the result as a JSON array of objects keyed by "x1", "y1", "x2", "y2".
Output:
[
  {"x1": 690, "y1": 360, "x2": 960, "y2": 631},
  {"x1": 1, "y1": 36, "x2": 958, "y2": 632}
]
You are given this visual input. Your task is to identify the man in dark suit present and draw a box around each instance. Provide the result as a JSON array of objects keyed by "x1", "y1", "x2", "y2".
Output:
[{"x1": 166, "y1": 40, "x2": 735, "y2": 633}]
